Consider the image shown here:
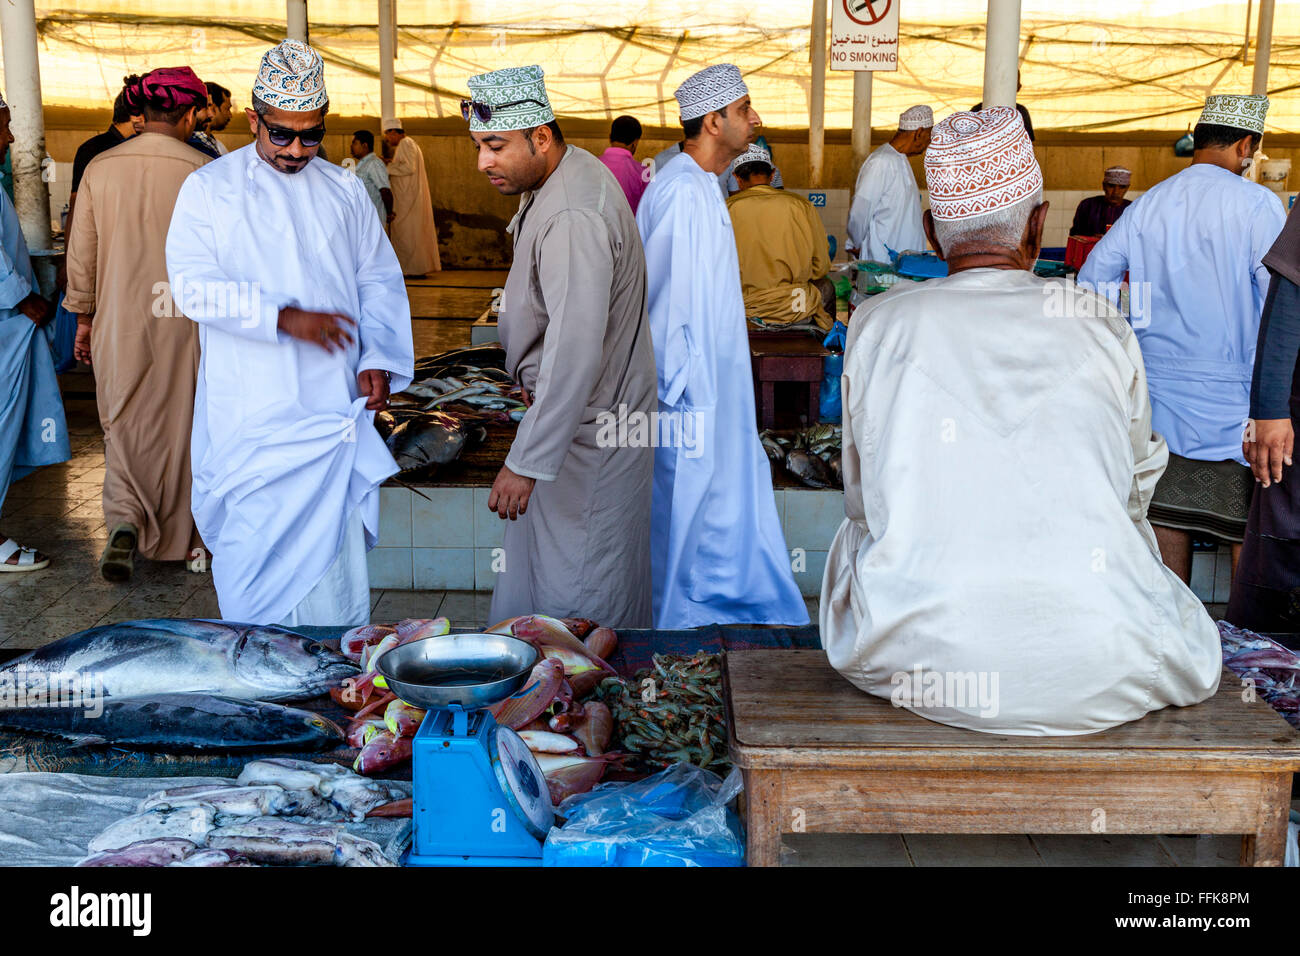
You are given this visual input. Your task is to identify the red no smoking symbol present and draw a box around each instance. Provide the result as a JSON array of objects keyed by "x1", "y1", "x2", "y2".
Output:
[{"x1": 843, "y1": 0, "x2": 891, "y2": 26}]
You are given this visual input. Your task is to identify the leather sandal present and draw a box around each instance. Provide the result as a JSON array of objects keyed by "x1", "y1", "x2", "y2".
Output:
[
  {"x1": 0, "y1": 537, "x2": 50, "y2": 573},
  {"x1": 100, "y1": 523, "x2": 138, "y2": 582}
]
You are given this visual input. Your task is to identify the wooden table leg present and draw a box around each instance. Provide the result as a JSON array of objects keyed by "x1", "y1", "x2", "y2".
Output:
[
  {"x1": 743, "y1": 769, "x2": 784, "y2": 867},
  {"x1": 1240, "y1": 772, "x2": 1292, "y2": 866},
  {"x1": 761, "y1": 381, "x2": 776, "y2": 430}
]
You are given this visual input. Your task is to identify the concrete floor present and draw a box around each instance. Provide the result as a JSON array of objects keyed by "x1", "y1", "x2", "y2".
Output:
[{"x1": 1, "y1": 288, "x2": 1292, "y2": 866}]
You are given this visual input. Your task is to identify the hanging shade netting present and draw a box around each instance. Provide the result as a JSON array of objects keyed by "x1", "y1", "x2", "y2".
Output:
[{"x1": 12, "y1": 1, "x2": 1300, "y2": 132}]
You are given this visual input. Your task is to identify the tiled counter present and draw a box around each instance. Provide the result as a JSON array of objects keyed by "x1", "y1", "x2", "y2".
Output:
[{"x1": 369, "y1": 484, "x2": 1237, "y2": 603}]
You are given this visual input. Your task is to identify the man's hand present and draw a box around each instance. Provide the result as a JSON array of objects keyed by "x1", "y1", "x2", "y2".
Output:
[
  {"x1": 358, "y1": 369, "x2": 390, "y2": 411},
  {"x1": 1245, "y1": 418, "x2": 1294, "y2": 488},
  {"x1": 18, "y1": 293, "x2": 50, "y2": 327},
  {"x1": 73, "y1": 320, "x2": 92, "y2": 366},
  {"x1": 488, "y1": 464, "x2": 536, "y2": 521},
  {"x1": 277, "y1": 306, "x2": 356, "y2": 353}
]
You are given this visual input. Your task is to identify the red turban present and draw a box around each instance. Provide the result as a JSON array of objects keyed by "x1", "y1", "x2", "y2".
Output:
[{"x1": 125, "y1": 67, "x2": 208, "y2": 114}]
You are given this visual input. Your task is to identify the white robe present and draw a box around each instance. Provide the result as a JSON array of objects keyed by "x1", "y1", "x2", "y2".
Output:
[
  {"x1": 1077, "y1": 164, "x2": 1286, "y2": 465},
  {"x1": 637, "y1": 151, "x2": 808, "y2": 628},
  {"x1": 165, "y1": 145, "x2": 414, "y2": 625},
  {"x1": 822, "y1": 268, "x2": 1222, "y2": 735},
  {"x1": 845, "y1": 143, "x2": 927, "y2": 262}
]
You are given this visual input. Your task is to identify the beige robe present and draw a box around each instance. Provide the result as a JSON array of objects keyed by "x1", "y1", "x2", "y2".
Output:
[
  {"x1": 386, "y1": 136, "x2": 440, "y2": 275},
  {"x1": 822, "y1": 268, "x2": 1222, "y2": 735},
  {"x1": 65, "y1": 132, "x2": 208, "y2": 560},
  {"x1": 727, "y1": 184, "x2": 832, "y2": 329},
  {"x1": 489, "y1": 146, "x2": 657, "y2": 627}
]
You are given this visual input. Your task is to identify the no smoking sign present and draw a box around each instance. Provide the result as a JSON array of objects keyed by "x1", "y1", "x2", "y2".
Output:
[
  {"x1": 831, "y1": 0, "x2": 900, "y2": 71},
  {"x1": 843, "y1": 0, "x2": 891, "y2": 26}
]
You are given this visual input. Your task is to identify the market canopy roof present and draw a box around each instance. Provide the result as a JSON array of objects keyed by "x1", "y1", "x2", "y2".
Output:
[{"x1": 14, "y1": 1, "x2": 1300, "y2": 132}]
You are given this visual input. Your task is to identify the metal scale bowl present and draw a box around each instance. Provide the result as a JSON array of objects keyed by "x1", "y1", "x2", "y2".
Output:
[{"x1": 376, "y1": 633, "x2": 555, "y2": 866}]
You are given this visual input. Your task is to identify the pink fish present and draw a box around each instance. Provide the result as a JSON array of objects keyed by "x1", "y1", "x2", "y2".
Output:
[
  {"x1": 394, "y1": 618, "x2": 450, "y2": 642},
  {"x1": 510, "y1": 616, "x2": 617, "y2": 697},
  {"x1": 584, "y1": 627, "x2": 618, "y2": 661},
  {"x1": 559, "y1": 618, "x2": 599, "y2": 638},
  {"x1": 346, "y1": 716, "x2": 387, "y2": 748},
  {"x1": 573, "y1": 701, "x2": 613, "y2": 756},
  {"x1": 519, "y1": 730, "x2": 580, "y2": 754},
  {"x1": 489, "y1": 658, "x2": 564, "y2": 730},
  {"x1": 353, "y1": 729, "x2": 413, "y2": 775},
  {"x1": 384, "y1": 699, "x2": 427, "y2": 738},
  {"x1": 533, "y1": 752, "x2": 618, "y2": 805},
  {"x1": 340, "y1": 625, "x2": 397, "y2": 662}
]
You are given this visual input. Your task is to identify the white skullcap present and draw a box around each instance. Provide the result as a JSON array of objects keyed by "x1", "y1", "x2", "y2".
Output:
[
  {"x1": 924, "y1": 107, "x2": 1042, "y2": 221},
  {"x1": 675, "y1": 64, "x2": 748, "y2": 122},
  {"x1": 252, "y1": 39, "x2": 327, "y2": 112},
  {"x1": 899, "y1": 105, "x2": 933, "y2": 131},
  {"x1": 382, "y1": 117, "x2": 402, "y2": 131},
  {"x1": 1198, "y1": 94, "x2": 1269, "y2": 135},
  {"x1": 732, "y1": 144, "x2": 773, "y2": 171},
  {"x1": 1102, "y1": 165, "x2": 1131, "y2": 186}
]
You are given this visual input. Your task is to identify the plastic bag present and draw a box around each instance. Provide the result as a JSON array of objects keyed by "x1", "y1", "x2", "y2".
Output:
[
  {"x1": 542, "y1": 762, "x2": 745, "y2": 867},
  {"x1": 817, "y1": 321, "x2": 846, "y2": 424}
]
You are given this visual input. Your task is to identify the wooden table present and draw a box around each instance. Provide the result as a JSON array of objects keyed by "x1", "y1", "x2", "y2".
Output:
[
  {"x1": 725, "y1": 650, "x2": 1300, "y2": 866},
  {"x1": 748, "y1": 330, "x2": 829, "y2": 429}
]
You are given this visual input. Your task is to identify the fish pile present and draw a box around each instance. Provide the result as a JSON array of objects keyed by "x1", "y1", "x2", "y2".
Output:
[
  {"x1": 78, "y1": 758, "x2": 406, "y2": 867},
  {"x1": 1219, "y1": 622, "x2": 1300, "y2": 729},
  {"x1": 761, "y1": 423, "x2": 842, "y2": 489},
  {"x1": 336, "y1": 614, "x2": 625, "y2": 805},
  {"x1": 595, "y1": 652, "x2": 729, "y2": 772},
  {"x1": 0, "y1": 619, "x2": 356, "y2": 751},
  {"x1": 379, "y1": 345, "x2": 525, "y2": 476}
]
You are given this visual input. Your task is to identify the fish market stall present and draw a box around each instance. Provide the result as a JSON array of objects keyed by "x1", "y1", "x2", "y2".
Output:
[{"x1": 370, "y1": 345, "x2": 848, "y2": 595}]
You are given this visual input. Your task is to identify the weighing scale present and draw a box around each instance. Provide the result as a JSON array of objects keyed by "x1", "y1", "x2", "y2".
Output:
[{"x1": 376, "y1": 633, "x2": 554, "y2": 866}]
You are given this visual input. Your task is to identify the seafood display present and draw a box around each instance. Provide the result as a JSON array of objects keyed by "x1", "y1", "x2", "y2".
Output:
[
  {"x1": 1219, "y1": 622, "x2": 1300, "y2": 729},
  {"x1": 760, "y1": 424, "x2": 842, "y2": 489},
  {"x1": 0, "y1": 694, "x2": 344, "y2": 751},
  {"x1": 0, "y1": 619, "x2": 357, "y2": 704},
  {"x1": 380, "y1": 345, "x2": 525, "y2": 476},
  {"x1": 596, "y1": 652, "x2": 729, "y2": 771},
  {"x1": 78, "y1": 760, "x2": 405, "y2": 867},
  {"x1": 334, "y1": 615, "x2": 624, "y2": 804}
]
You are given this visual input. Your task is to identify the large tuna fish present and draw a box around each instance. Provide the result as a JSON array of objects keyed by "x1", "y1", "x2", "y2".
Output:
[
  {"x1": 0, "y1": 694, "x2": 345, "y2": 751},
  {"x1": 0, "y1": 619, "x2": 357, "y2": 704}
]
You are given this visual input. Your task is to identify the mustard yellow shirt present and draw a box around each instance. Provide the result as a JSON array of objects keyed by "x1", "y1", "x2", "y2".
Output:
[{"x1": 726, "y1": 184, "x2": 831, "y2": 330}]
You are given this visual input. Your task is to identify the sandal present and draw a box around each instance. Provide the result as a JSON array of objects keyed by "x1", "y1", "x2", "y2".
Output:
[
  {"x1": 100, "y1": 523, "x2": 137, "y2": 583},
  {"x1": 0, "y1": 537, "x2": 50, "y2": 573}
]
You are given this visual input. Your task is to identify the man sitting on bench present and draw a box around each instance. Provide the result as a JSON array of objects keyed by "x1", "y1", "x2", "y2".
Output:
[
  {"x1": 820, "y1": 108, "x2": 1222, "y2": 736},
  {"x1": 727, "y1": 145, "x2": 834, "y2": 332}
]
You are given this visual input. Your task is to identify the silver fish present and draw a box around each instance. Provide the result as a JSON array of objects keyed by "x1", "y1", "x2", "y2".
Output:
[
  {"x1": 0, "y1": 619, "x2": 357, "y2": 704},
  {"x1": 167, "y1": 848, "x2": 256, "y2": 867},
  {"x1": 89, "y1": 807, "x2": 216, "y2": 854},
  {"x1": 77, "y1": 838, "x2": 200, "y2": 867},
  {"x1": 237, "y1": 757, "x2": 403, "y2": 822},
  {"x1": 206, "y1": 818, "x2": 395, "y2": 867},
  {"x1": 0, "y1": 694, "x2": 345, "y2": 751},
  {"x1": 139, "y1": 783, "x2": 326, "y2": 820},
  {"x1": 421, "y1": 385, "x2": 490, "y2": 409}
]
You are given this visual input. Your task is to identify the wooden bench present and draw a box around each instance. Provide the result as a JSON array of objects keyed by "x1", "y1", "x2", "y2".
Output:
[
  {"x1": 748, "y1": 330, "x2": 829, "y2": 429},
  {"x1": 724, "y1": 650, "x2": 1300, "y2": 866}
]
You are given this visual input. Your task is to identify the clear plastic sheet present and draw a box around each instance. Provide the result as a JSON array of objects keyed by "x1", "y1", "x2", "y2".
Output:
[{"x1": 543, "y1": 762, "x2": 745, "y2": 867}]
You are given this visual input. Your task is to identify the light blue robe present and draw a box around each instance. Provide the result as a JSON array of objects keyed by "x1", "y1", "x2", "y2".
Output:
[
  {"x1": 637, "y1": 151, "x2": 808, "y2": 628},
  {"x1": 1078, "y1": 164, "x2": 1287, "y2": 465},
  {"x1": 0, "y1": 189, "x2": 69, "y2": 516}
]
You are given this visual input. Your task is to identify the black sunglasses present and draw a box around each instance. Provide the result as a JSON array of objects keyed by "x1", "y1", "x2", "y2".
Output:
[
  {"x1": 461, "y1": 98, "x2": 548, "y2": 124},
  {"x1": 258, "y1": 115, "x2": 326, "y2": 148}
]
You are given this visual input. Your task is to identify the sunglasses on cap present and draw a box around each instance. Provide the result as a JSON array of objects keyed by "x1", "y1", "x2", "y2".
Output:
[
  {"x1": 258, "y1": 114, "x2": 326, "y2": 148},
  {"x1": 460, "y1": 98, "x2": 548, "y2": 124}
]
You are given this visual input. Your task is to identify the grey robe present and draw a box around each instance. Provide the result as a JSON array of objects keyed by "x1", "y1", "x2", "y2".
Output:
[{"x1": 489, "y1": 145, "x2": 656, "y2": 627}]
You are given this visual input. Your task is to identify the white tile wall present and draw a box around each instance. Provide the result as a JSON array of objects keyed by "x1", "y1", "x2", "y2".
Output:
[{"x1": 371, "y1": 484, "x2": 1239, "y2": 603}]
